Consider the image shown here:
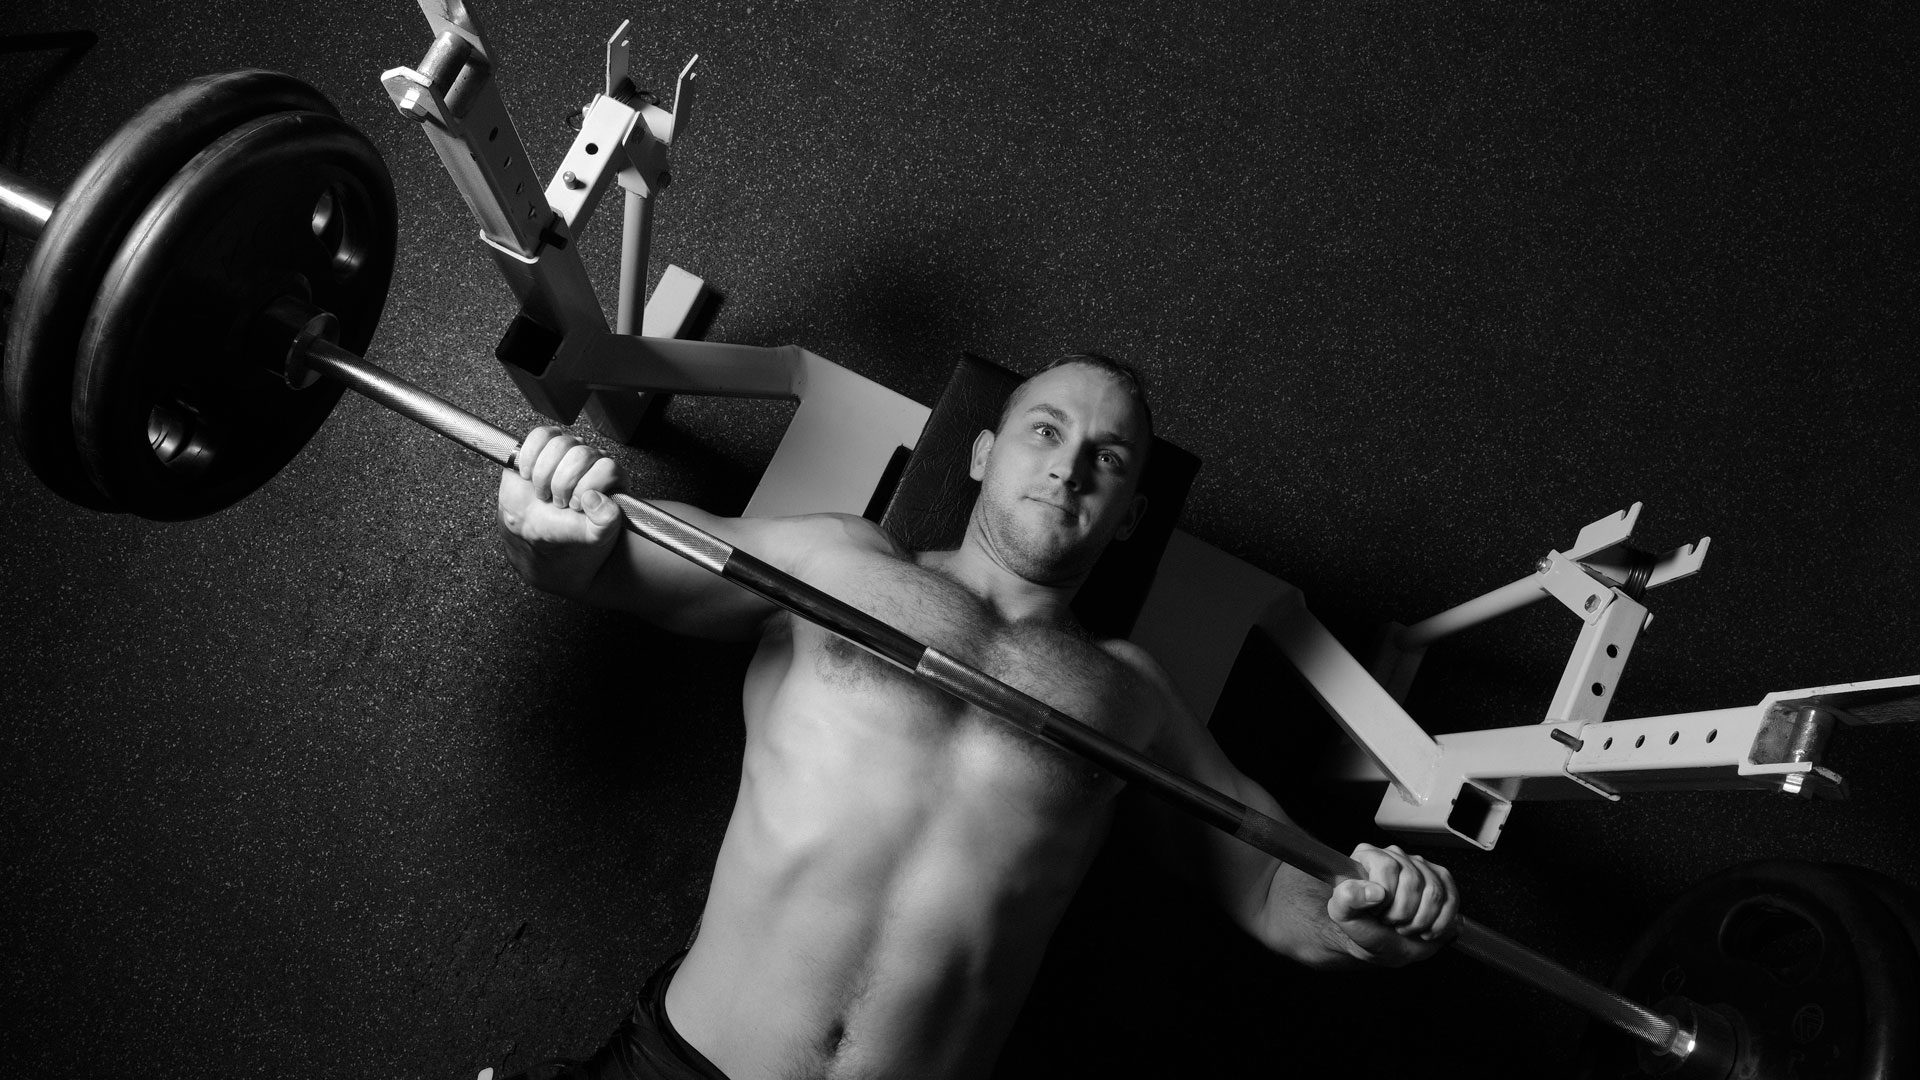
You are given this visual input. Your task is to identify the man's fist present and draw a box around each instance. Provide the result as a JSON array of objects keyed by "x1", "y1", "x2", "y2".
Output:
[
  {"x1": 1325, "y1": 843, "x2": 1460, "y2": 966},
  {"x1": 497, "y1": 427, "x2": 626, "y2": 599}
]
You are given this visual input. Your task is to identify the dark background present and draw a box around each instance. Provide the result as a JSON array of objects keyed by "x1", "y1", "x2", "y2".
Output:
[{"x1": 2, "y1": 1, "x2": 1915, "y2": 1077}]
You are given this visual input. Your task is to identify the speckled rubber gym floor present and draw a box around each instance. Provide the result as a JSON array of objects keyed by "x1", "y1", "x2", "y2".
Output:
[{"x1": 2, "y1": 4, "x2": 1916, "y2": 1076}]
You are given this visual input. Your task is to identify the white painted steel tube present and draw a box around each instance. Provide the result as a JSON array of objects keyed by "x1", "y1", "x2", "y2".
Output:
[
  {"x1": 615, "y1": 189, "x2": 650, "y2": 335},
  {"x1": 1399, "y1": 574, "x2": 1549, "y2": 649}
]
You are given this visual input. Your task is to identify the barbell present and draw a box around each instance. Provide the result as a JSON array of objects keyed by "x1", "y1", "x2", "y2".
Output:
[
  {"x1": 1583, "y1": 861, "x2": 1920, "y2": 1079},
  {"x1": 4, "y1": 69, "x2": 1905, "y2": 1078},
  {"x1": 4, "y1": 70, "x2": 388, "y2": 517}
]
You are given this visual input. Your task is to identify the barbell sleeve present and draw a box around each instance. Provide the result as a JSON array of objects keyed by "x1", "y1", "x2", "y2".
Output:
[{"x1": 293, "y1": 333, "x2": 1686, "y2": 1059}]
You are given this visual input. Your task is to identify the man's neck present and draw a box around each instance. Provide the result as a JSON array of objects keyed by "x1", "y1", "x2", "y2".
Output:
[{"x1": 918, "y1": 531, "x2": 1083, "y2": 627}]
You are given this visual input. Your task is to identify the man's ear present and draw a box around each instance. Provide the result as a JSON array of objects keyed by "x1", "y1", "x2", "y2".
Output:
[
  {"x1": 1114, "y1": 493, "x2": 1148, "y2": 541},
  {"x1": 968, "y1": 429, "x2": 995, "y2": 481}
]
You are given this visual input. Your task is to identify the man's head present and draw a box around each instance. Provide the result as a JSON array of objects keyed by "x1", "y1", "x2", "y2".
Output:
[{"x1": 966, "y1": 354, "x2": 1153, "y2": 586}]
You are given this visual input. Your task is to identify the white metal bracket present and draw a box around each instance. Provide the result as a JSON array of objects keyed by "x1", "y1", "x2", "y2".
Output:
[
  {"x1": 1376, "y1": 504, "x2": 1708, "y2": 722},
  {"x1": 1537, "y1": 550, "x2": 1617, "y2": 624},
  {"x1": 1567, "y1": 501, "x2": 1711, "y2": 595},
  {"x1": 381, "y1": 4, "x2": 701, "y2": 432}
]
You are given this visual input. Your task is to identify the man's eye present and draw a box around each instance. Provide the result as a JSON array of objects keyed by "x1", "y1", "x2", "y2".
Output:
[
  {"x1": 1098, "y1": 452, "x2": 1120, "y2": 467},
  {"x1": 1034, "y1": 423, "x2": 1055, "y2": 439}
]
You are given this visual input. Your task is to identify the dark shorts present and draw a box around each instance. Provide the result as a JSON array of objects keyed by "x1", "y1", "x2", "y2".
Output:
[{"x1": 504, "y1": 952, "x2": 731, "y2": 1080}]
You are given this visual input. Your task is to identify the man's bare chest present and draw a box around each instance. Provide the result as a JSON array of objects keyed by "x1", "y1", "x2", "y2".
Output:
[{"x1": 763, "y1": 552, "x2": 1150, "y2": 794}]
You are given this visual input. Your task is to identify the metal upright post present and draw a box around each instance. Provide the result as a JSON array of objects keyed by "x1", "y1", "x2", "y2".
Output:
[{"x1": 616, "y1": 189, "x2": 650, "y2": 335}]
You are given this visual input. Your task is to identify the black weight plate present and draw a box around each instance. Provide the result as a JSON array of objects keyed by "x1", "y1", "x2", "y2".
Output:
[
  {"x1": 73, "y1": 109, "x2": 395, "y2": 520},
  {"x1": 1830, "y1": 864, "x2": 1920, "y2": 985},
  {"x1": 1587, "y1": 859, "x2": 1920, "y2": 1080},
  {"x1": 5, "y1": 70, "x2": 341, "y2": 512}
]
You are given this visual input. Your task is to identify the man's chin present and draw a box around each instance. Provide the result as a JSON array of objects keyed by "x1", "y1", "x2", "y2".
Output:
[
  {"x1": 981, "y1": 505, "x2": 1106, "y2": 583},
  {"x1": 1006, "y1": 536, "x2": 1103, "y2": 586}
]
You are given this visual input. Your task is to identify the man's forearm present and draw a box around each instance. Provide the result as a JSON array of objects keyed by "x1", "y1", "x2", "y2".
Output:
[
  {"x1": 552, "y1": 499, "x2": 789, "y2": 641},
  {"x1": 576, "y1": 528, "x2": 647, "y2": 609},
  {"x1": 1197, "y1": 774, "x2": 1375, "y2": 970},
  {"x1": 1184, "y1": 774, "x2": 1345, "y2": 967},
  {"x1": 1136, "y1": 664, "x2": 1459, "y2": 971},
  {"x1": 1255, "y1": 863, "x2": 1375, "y2": 970}
]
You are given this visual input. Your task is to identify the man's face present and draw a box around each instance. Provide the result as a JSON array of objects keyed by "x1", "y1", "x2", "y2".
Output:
[{"x1": 967, "y1": 364, "x2": 1149, "y2": 585}]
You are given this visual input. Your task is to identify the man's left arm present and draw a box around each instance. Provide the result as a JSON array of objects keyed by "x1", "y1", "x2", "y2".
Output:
[{"x1": 1110, "y1": 642, "x2": 1460, "y2": 970}]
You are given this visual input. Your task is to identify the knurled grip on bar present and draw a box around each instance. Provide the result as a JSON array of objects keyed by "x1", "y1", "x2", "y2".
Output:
[{"x1": 293, "y1": 335, "x2": 1683, "y2": 1058}]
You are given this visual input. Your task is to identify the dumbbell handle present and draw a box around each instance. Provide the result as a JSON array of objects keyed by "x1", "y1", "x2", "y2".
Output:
[
  {"x1": 0, "y1": 165, "x2": 58, "y2": 239},
  {"x1": 297, "y1": 332, "x2": 1692, "y2": 1061}
]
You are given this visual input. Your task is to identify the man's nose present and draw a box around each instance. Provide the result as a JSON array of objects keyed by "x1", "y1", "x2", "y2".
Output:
[{"x1": 1048, "y1": 448, "x2": 1090, "y2": 490}]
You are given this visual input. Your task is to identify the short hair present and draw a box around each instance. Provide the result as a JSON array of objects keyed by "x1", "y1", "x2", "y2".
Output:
[{"x1": 996, "y1": 352, "x2": 1154, "y2": 441}]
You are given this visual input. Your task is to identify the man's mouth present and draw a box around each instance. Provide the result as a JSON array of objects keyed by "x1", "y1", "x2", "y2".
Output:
[{"x1": 1025, "y1": 496, "x2": 1077, "y2": 517}]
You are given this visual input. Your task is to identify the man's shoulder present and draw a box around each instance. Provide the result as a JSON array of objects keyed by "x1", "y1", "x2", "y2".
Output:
[
  {"x1": 1093, "y1": 636, "x2": 1158, "y2": 677},
  {"x1": 751, "y1": 512, "x2": 907, "y2": 568},
  {"x1": 1090, "y1": 637, "x2": 1204, "y2": 744}
]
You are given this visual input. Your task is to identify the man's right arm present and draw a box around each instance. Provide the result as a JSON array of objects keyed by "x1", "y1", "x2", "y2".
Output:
[
  {"x1": 1114, "y1": 641, "x2": 1460, "y2": 970},
  {"x1": 497, "y1": 426, "x2": 875, "y2": 641}
]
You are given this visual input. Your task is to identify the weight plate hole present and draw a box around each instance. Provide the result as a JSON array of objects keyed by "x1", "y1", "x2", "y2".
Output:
[
  {"x1": 147, "y1": 402, "x2": 216, "y2": 476},
  {"x1": 1659, "y1": 964, "x2": 1686, "y2": 994},
  {"x1": 586, "y1": 142, "x2": 599, "y2": 155},
  {"x1": 1668, "y1": 731, "x2": 1679, "y2": 744},
  {"x1": 1634, "y1": 735, "x2": 1645, "y2": 748},
  {"x1": 311, "y1": 186, "x2": 368, "y2": 277},
  {"x1": 1707, "y1": 729, "x2": 1718, "y2": 743},
  {"x1": 1719, "y1": 899, "x2": 1824, "y2": 985}
]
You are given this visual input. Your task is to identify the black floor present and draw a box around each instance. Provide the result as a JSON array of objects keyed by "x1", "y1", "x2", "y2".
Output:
[{"x1": 3, "y1": 2, "x2": 1918, "y2": 1077}]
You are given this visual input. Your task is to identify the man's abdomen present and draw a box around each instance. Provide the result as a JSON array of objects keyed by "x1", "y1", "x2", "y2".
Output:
[{"x1": 665, "y1": 689, "x2": 1113, "y2": 1080}]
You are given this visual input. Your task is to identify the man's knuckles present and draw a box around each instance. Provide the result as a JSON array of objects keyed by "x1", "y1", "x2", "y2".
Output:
[{"x1": 1329, "y1": 878, "x2": 1388, "y2": 922}]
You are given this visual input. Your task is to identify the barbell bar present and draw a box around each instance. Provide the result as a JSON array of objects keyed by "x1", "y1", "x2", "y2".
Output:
[
  {"x1": 0, "y1": 167, "x2": 57, "y2": 236},
  {"x1": 1, "y1": 71, "x2": 1713, "y2": 1072},
  {"x1": 294, "y1": 326, "x2": 1701, "y2": 1067}
]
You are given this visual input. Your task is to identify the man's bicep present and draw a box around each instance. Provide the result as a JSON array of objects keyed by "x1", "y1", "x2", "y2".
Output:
[
  {"x1": 1124, "y1": 646, "x2": 1296, "y2": 919},
  {"x1": 1128, "y1": 646, "x2": 1263, "y2": 806}
]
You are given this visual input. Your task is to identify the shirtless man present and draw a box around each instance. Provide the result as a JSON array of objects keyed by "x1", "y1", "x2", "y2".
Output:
[{"x1": 494, "y1": 355, "x2": 1460, "y2": 1080}]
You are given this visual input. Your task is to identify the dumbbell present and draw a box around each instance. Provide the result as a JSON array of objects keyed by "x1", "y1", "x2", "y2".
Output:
[{"x1": 0, "y1": 70, "x2": 1745, "y2": 1077}]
